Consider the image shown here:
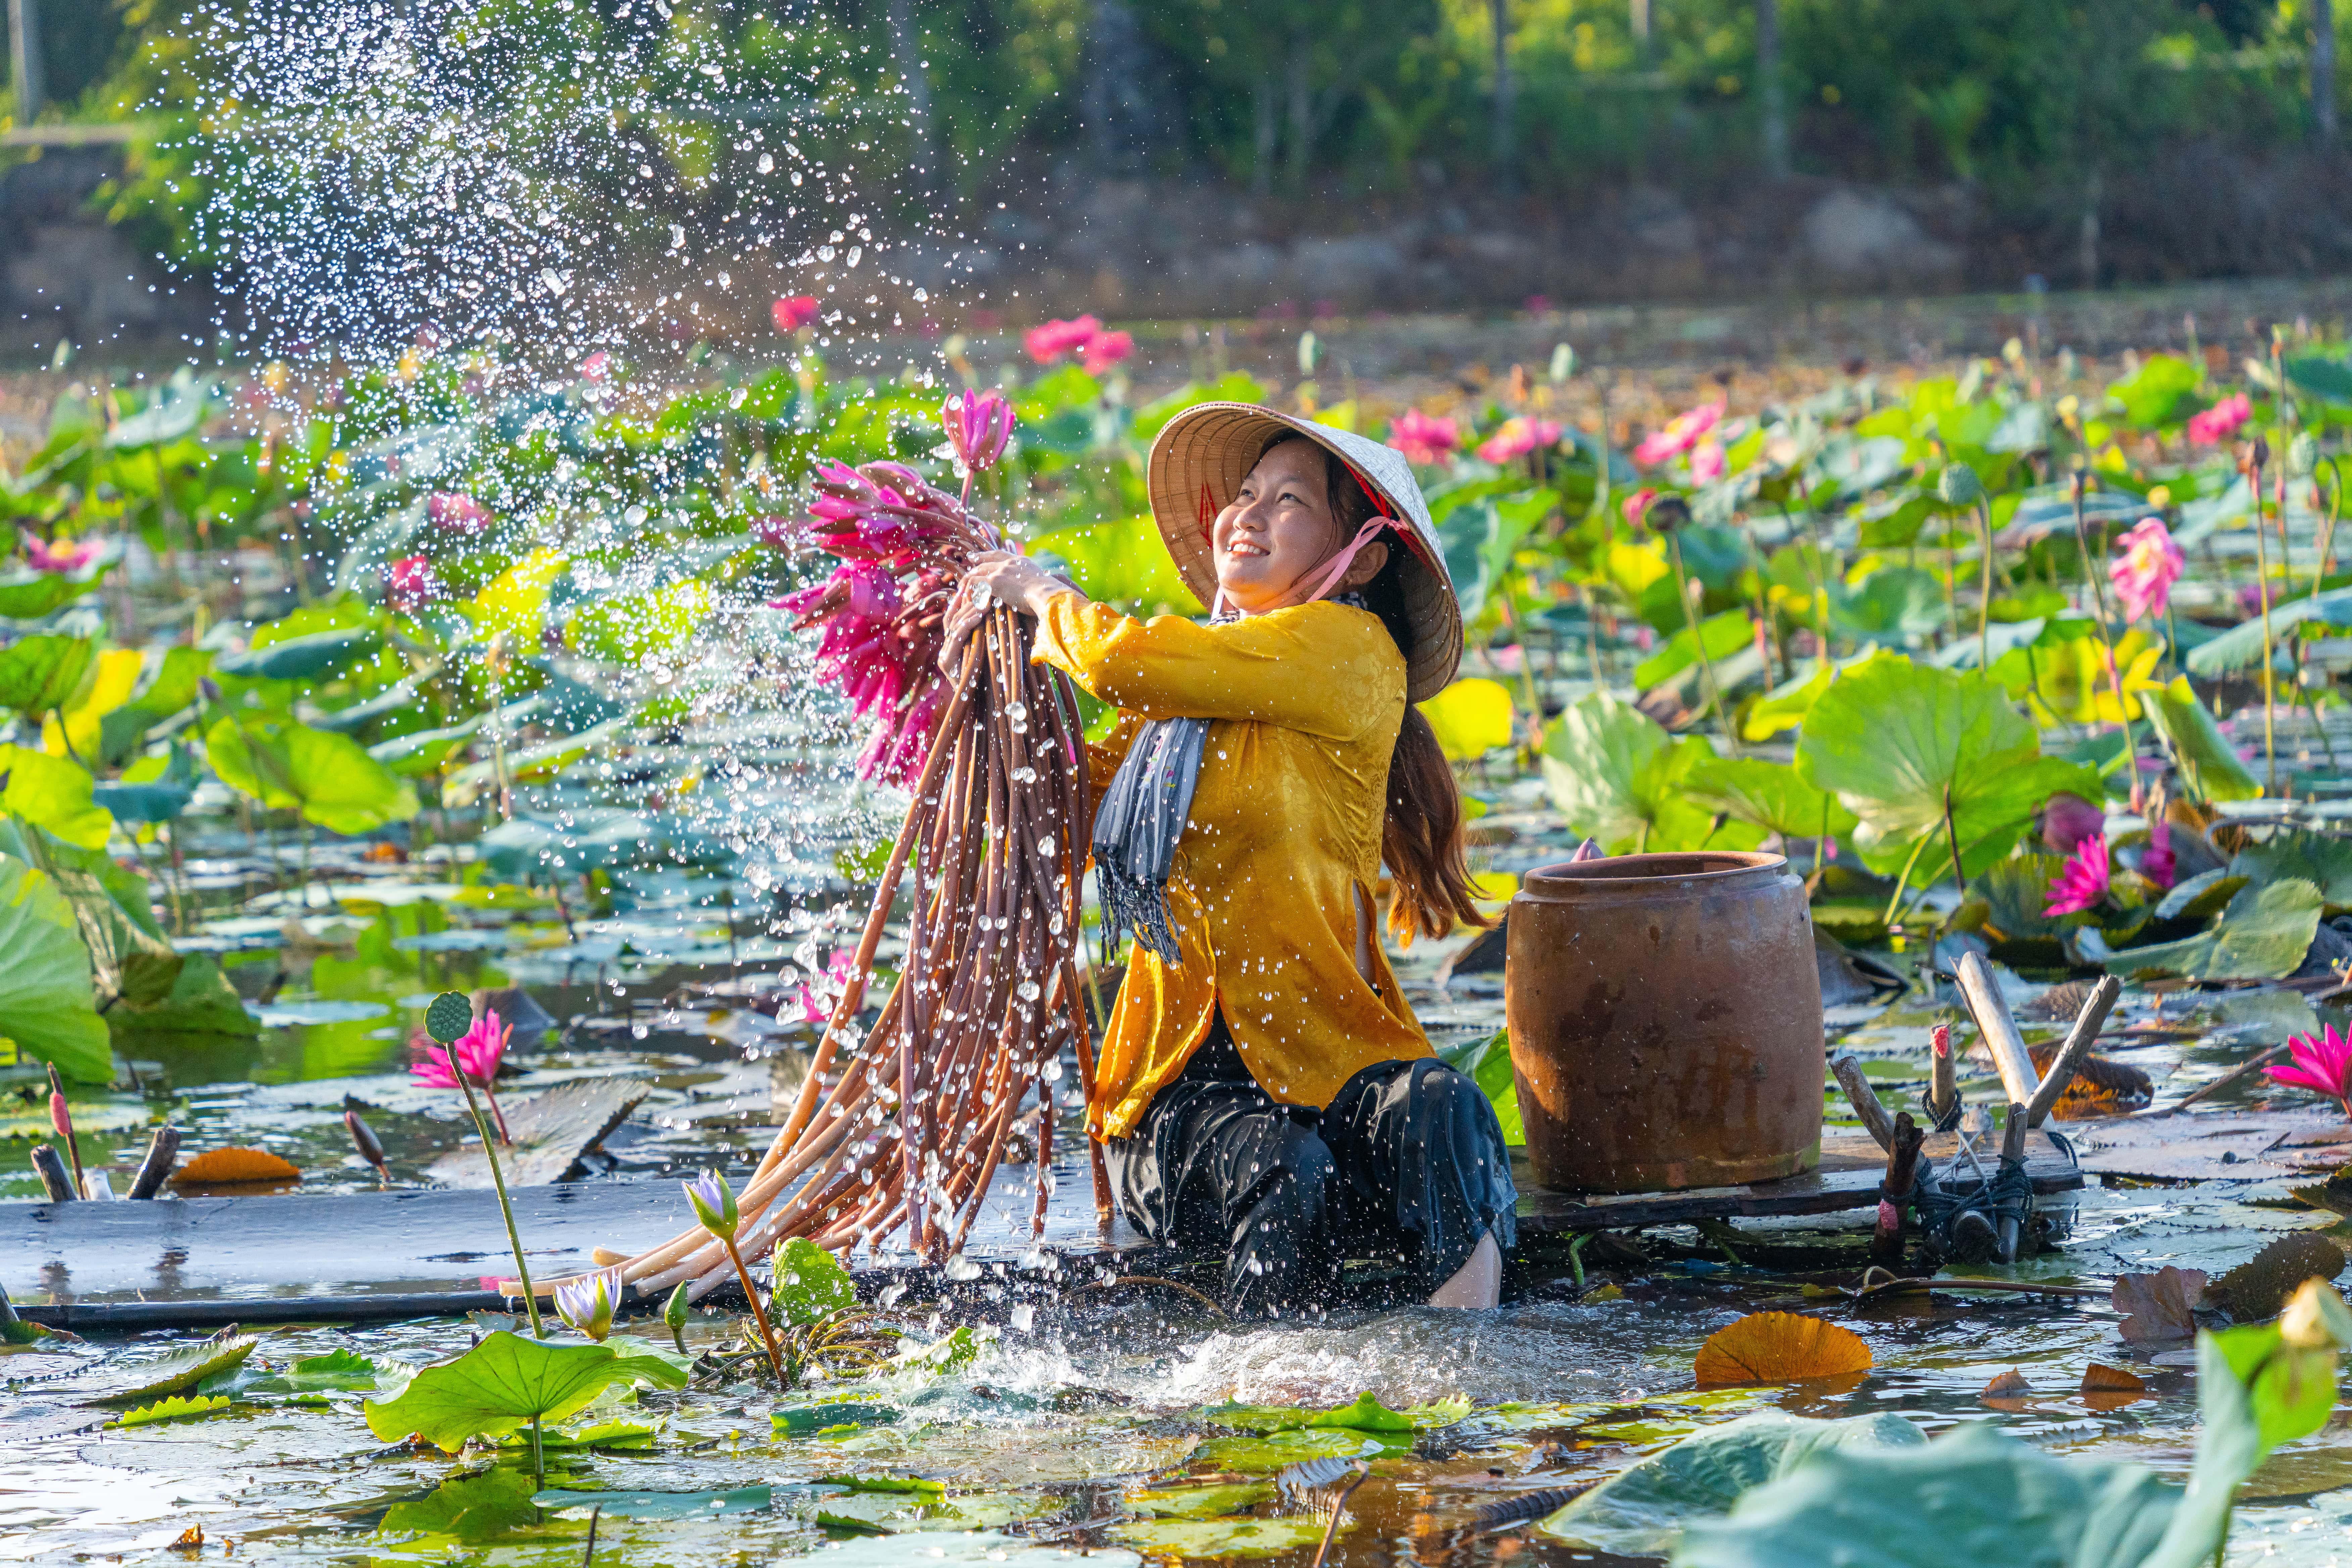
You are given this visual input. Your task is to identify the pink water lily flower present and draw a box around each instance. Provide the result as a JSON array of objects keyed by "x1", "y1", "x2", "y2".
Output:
[
  {"x1": 1476, "y1": 416, "x2": 1563, "y2": 464},
  {"x1": 942, "y1": 389, "x2": 1015, "y2": 474},
  {"x1": 2043, "y1": 834, "x2": 2111, "y2": 917},
  {"x1": 795, "y1": 948, "x2": 859, "y2": 1024},
  {"x1": 2141, "y1": 816, "x2": 2176, "y2": 891},
  {"x1": 2110, "y1": 517, "x2": 2185, "y2": 623},
  {"x1": 2269, "y1": 1025, "x2": 2352, "y2": 1118},
  {"x1": 1688, "y1": 440, "x2": 1728, "y2": 483},
  {"x1": 411, "y1": 1008, "x2": 513, "y2": 1144},
  {"x1": 427, "y1": 492, "x2": 493, "y2": 537},
  {"x1": 386, "y1": 555, "x2": 440, "y2": 613},
  {"x1": 1621, "y1": 488, "x2": 1659, "y2": 528},
  {"x1": 2187, "y1": 393, "x2": 2251, "y2": 446},
  {"x1": 1081, "y1": 329, "x2": 1134, "y2": 374},
  {"x1": 1634, "y1": 402, "x2": 1725, "y2": 467},
  {"x1": 1387, "y1": 408, "x2": 1460, "y2": 467},
  {"x1": 579, "y1": 351, "x2": 613, "y2": 384},
  {"x1": 773, "y1": 295, "x2": 822, "y2": 333},
  {"x1": 1024, "y1": 315, "x2": 1104, "y2": 364},
  {"x1": 20, "y1": 531, "x2": 98, "y2": 573}
]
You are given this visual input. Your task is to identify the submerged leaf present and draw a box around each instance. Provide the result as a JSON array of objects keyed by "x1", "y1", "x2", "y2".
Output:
[
  {"x1": 534, "y1": 1486, "x2": 773, "y2": 1519},
  {"x1": 1693, "y1": 1314, "x2": 1872, "y2": 1386},
  {"x1": 2113, "y1": 1267, "x2": 2208, "y2": 1344},
  {"x1": 1111, "y1": 1515, "x2": 1339, "y2": 1559}
]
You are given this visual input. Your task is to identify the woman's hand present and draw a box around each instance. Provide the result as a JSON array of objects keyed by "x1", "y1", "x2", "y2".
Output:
[{"x1": 939, "y1": 551, "x2": 1085, "y2": 672}]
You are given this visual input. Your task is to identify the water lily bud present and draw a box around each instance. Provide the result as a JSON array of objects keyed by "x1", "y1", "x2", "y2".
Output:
[
  {"x1": 2280, "y1": 1277, "x2": 2352, "y2": 1350},
  {"x1": 684, "y1": 1168, "x2": 739, "y2": 1240},
  {"x1": 2288, "y1": 432, "x2": 2320, "y2": 477},
  {"x1": 2249, "y1": 435, "x2": 2271, "y2": 470},
  {"x1": 1645, "y1": 494, "x2": 1692, "y2": 532},
  {"x1": 197, "y1": 677, "x2": 222, "y2": 704},
  {"x1": 1935, "y1": 463, "x2": 1983, "y2": 507},
  {"x1": 940, "y1": 389, "x2": 1014, "y2": 475},
  {"x1": 343, "y1": 1107, "x2": 388, "y2": 1174},
  {"x1": 664, "y1": 1280, "x2": 692, "y2": 1331}
]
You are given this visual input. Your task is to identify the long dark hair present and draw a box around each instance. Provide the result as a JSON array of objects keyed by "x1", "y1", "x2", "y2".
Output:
[{"x1": 1259, "y1": 435, "x2": 1488, "y2": 942}]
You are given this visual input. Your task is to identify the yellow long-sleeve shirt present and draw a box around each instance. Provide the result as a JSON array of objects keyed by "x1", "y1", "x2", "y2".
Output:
[{"x1": 1030, "y1": 592, "x2": 1432, "y2": 1139}]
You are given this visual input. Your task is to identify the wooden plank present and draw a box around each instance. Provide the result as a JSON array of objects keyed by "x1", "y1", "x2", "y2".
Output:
[{"x1": 1512, "y1": 1128, "x2": 2080, "y2": 1234}]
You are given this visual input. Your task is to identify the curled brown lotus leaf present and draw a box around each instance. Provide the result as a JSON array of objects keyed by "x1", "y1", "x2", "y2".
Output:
[
  {"x1": 171, "y1": 1147, "x2": 302, "y2": 1186},
  {"x1": 1693, "y1": 1312, "x2": 1872, "y2": 1387},
  {"x1": 2211, "y1": 1232, "x2": 2348, "y2": 1323},
  {"x1": 2112, "y1": 1265, "x2": 2207, "y2": 1343}
]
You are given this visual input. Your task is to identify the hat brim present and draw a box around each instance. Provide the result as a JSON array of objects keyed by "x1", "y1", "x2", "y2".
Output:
[{"x1": 1144, "y1": 402, "x2": 1464, "y2": 702}]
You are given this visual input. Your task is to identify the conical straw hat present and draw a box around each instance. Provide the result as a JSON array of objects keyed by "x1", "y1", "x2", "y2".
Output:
[{"x1": 1145, "y1": 402, "x2": 1462, "y2": 702}]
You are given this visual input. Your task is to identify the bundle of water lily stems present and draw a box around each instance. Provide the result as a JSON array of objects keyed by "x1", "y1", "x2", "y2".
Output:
[{"x1": 524, "y1": 435, "x2": 1112, "y2": 1306}]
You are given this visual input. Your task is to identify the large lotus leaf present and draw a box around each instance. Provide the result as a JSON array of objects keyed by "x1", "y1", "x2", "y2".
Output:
[
  {"x1": 2183, "y1": 588, "x2": 2352, "y2": 677},
  {"x1": 2109, "y1": 351, "x2": 2204, "y2": 427},
  {"x1": 362, "y1": 1331, "x2": 686, "y2": 1452},
  {"x1": 97, "y1": 647, "x2": 211, "y2": 768},
  {"x1": 1794, "y1": 653, "x2": 2097, "y2": 882},
  {"x1": 102, "y1": 373, "x2": 210, "y2": 447},
  {"x1": 1634, "y1": 608, "x2": 1754, "y2": 691},
  {"x1": 1739, "y1": 657, "x2": 1842, "y2": 742},
  {"x1": 1684, "y1": 756, "x2": 1858, "y2": 841},
  {"x1": 1420, "y1": 678, "x2": 1516, "y2": 760},
  {"x1": 212, "y1": 629, "x2": 384, "y2": 683},
  {"x1": 92, "y1": 746, "x2": 198, "y2": 824},
  {"x1": 206, "y1": 715, "x2": 419, "y2": 835},
  {"x1": 0, "y1": 559, "x2": 113, "y2": 621},
  {"x1": 1669, "y1": 1419, "x2": 2180, "y2": 1568},
  {"x1": 476, "y1": 807, "x2": 737, "y2": 876},
  {"x1": 0, "y1": 635, "x2": 94, "y2": 720},
  {"x1": 42, "y1": 648, "x2": 143, "y2": 764},
  {"x1": 0, "y1": 857, "x2": 110, "y2": 1081},
  {"x1": 1539, "y1": 692, "x2": 1766, "y2": 856},
  {"x1": 2230, "y1": 831, "x2": 2352, "y2": 908},
  {"x1": 1827, "y1": 567, "x2": 1945, "y2": 644},
  {"x1": 1028, "y1": 516, "x2": 1205, "y2": 619},
  {"x1": 0, "y1": 745, "x2": 112, "y2": 848},
  {"x1": 2086, "y1": 877, "x2": 2322, "y2": 980},
  {"x1": 2141, "y1": 677, "x2": 2262, "y2": 802},
  {"x1": 1543, "y1": 1412, "x2": 1923, "y2": 1558}
]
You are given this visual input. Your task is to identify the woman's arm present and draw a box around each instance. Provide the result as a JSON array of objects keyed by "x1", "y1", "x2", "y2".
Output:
[{"x1": 948, "y1": 552, "x2": 1395, "y2": 740}]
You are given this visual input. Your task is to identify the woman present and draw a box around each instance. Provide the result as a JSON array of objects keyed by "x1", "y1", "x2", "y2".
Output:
[{"x1": 947, "y1": 403, "x2": 1516, "y2": 1316}]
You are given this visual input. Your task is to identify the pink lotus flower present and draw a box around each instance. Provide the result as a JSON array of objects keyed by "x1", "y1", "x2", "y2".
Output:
[
  {"x1": 2043, "y1": 833, "x2": 2111, "y2": 917},
  {"x1": 2187, "y1": 393, "x2": 2251, "y2": 446},
  {"x1": 411, "y1": 1008, "x2": 513, "y2": 1144},
  {"x1": 1622, "y1": 488, "x2": 1659, "y2": 528},
  {"x1": 387, "y1": 555, "x2": 439, "y2": 613},
  {"x1": 2042, "y1": 793, "x2": 2104, "y2": 856},
  {"x1": 1024, "y1": 315, "x2": 1104, "y2": 364},
  {"x1": 1688, "y1": 440, "x2": 1727, "y2": 483},
  {"x1": 773, "y1": 295, "x2": 822, "y2": 333},
  {"x1": 1387, "y1": 408, "x2": 1460, "y2": 467},
  {"x1": 579, "y1": 351, "x2": 613, "y2": 384},
  {"x1": 2267, "y1": 1024, "x2": 2352, "y2": 1118},
  {"x1": 2142, "y1": 817, "x2": 2176, "y2": 891},
  {"x1": 942, "y1": 389, "x2": 1014, "y2": 474},
  {"x1": 1081, "y1": 330, "x2": 1134, "y2": 374},
  {"x1": 801, "y1": 459, "x2": 959, "y2": 566},
  {"x1": 19, "y1": 531, "x2": 97, "y2": 573},
  {"x1": 427, "y1": 492, "x2": 492, "y2": 537},
  {"x1": 1476, "y1": 416, "x2": 1563, "y2": 464},
  {"x1": 795, "y1": 948, "x2": 858, "y2": 1024},
  {"x1": 1634, "y1": 402, "x2": 1725, "y2": 467},
  {"x1": 2110, "y1": 517, "x2": 2185, "y2": 623}
]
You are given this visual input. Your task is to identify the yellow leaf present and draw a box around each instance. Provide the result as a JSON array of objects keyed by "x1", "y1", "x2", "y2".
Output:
[
  {"x1": 43, "y1": 649, "x2": 143, "y2": 762},
  {"x1": 1693, "y1": 1312, "x2": 1872, "y2": 1386},
  {"x1": 1419, "y1": 678, "x2": 1516, "y2": 760},
  {"x1": 470, "y1": 548, "x2": 569, "y2": 642},
  {"x1": 1605, "y1": 540, "x2": 1671, "y2": 602},
  {"x1": 173, "y1": 1146, "x2": 302, "y2": 1186}
]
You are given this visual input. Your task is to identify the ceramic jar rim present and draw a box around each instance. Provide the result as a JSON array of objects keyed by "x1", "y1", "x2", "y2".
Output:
[{"x1": 1521, "y1": 849, "x2": 1790, "y2": 899}]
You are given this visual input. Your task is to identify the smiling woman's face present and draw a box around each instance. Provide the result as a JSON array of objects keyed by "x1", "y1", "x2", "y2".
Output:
[{"x1": 1211, "y1": 440, "x2": 1347, "y2": 614}]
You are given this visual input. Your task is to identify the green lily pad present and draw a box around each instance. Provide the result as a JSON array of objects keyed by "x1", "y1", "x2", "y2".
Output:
[
  {"x1": 1193, "y1": 1427, "x2": 1402, "y2": 1473},
  {"x1": 2084, "y1": 878, "x2": 2322, "y2": 980},
  {"x1": 1111, "y1": 1514, "x2": 1340, "y2": 1558},
  {"x1": 533, "y1": 1485, "x2": 772, "y2": 1519},
  {"x1": 772, "y1": 1237, "x2": 857, "y2": 1325},
  {"x1": 378, "y1": 1467, "x2": 542, "y2": 1544},
  {"x1": 361, "y1": 1331, "x2": 686, "y2": 1452},
  {"x1": 1124, "y1": 1482, "x2": 1274, "y2": 1519},
  {"x1": 774, "y1": 1401, "x2": 903, "y2": 1435},
  {"x1": 110, "y1": 1393, "x2": 233, "y2": 1428}
]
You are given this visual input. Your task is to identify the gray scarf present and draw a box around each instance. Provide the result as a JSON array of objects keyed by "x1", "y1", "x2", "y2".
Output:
[{"x1": 1092, "y1": 593, "x2": 1366, "y2": 966}]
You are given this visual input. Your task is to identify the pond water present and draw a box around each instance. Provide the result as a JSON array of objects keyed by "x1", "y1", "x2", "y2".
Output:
[{"x1": 9, "y1": 772, "x2": 2352, "y2": 1565}]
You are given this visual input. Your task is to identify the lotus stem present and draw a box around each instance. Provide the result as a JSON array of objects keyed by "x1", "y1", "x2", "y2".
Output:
[
  {"x1": 2068, "y1": 470, "x2": 2143, "y2": 811},
  {"x1": 1666, "y1": 532, "x2": 1740, "y2": 757},
  {"x1": 2252, "y1": 455, "x2": 2279, "y2": 794},
  {"x1": 721, "y1": 1233, "x2": 789, "y2": 1387},
  {"x1": 1973, "y1": 497, "x2": 1995, "y2": 673},
  {"x1": 448, "y1": 1042, "x2": 543, "y2": 1338}
]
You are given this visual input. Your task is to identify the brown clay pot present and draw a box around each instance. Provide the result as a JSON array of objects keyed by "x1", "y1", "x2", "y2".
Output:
[{"x1": 1504, "y1": 850, "x2": 1823, "y2": 1193}]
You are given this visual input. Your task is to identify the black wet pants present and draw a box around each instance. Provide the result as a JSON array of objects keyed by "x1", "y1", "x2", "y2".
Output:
[{"x1": 1104, "y1": 1020, "x2": 1518, "y2": 1317}]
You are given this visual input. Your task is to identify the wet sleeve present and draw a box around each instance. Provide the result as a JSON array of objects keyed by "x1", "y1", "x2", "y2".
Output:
[{"x1": 1029, "y1": 592, "x2": 1396, "y2": 741}]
